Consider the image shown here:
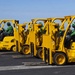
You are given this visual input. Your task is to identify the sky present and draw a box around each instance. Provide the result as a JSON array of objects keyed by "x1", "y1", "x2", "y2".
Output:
[{"x1": 0, "y1": 0, "x2": 75, "y2": 23}]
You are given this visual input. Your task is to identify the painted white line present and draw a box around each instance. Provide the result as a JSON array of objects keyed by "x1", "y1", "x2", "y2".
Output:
[
  {"x1": 0, "y1": 65, "x2": 74, "y2": 71},
  {"x1": 12, "y1": 55, "x2": 31, "y2": 58},
  {"x1": 22, "y1": 62, "x2": 45, "y2": 66},
  {"x1": 0, "y1": 52, "x2": 15, "y2": 54}
]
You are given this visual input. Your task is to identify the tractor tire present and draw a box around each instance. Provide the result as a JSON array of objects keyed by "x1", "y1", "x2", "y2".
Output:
[
  {"x1": 53, "y1": 52, "x2": 67, "y2": 65},
  {"x1": 37, "y1": 48, "x2": 43, "y2": 59},
  {"x1": 22, "y1": 46, "x2": 30, "y2": 55},
  {"x1": 11, "y1": 45, "x2": 16, "y2": 52}
]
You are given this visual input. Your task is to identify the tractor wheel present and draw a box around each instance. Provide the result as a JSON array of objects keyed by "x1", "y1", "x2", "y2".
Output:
[
  {"x1": 37, "y1": 49, "x2": 43, "y2": 59},
  {"x1": 53, "y1": 52, "x2": 67, "y2": 65},
  {"x1": 22, "y1": 46, "x2": 30, "y2": 55},
  {"x1": 11, "y1": 45, "x2": 16, "y2": 52}
]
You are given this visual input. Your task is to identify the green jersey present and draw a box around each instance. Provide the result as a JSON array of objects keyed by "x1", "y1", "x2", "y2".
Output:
[{"x1": 6, "y1": 26, "x2": 13, "y2": 34}]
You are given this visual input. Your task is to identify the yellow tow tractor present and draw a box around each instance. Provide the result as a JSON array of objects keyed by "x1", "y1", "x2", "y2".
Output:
[
  {"x1": 28, "y1": 18, "x2": 48, "y2": 58},
  {"x1": 43, "y1": 16, "x2": 75, "y2": 65},
  {"x1": 0, "y1": 20, "x2": 19, "y2": 51},
  {"x1": 17, "y1": 22, "x2": 32, "y2": 55}
]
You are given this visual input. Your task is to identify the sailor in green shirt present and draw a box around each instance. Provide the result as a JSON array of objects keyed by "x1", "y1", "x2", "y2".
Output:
[
  {"x1": 64, "y1": 22, "x2": 75, "y2": 48},
  {"x1": 38, "y1": 22, "x2": 46, "y2": 34},
  {"x1": 5, "y1": 22, "x2": 13, "y2": 35},
  {"x1": 0, "y1": 22, "x2": 13, "y2": 41},
  {"x1": 70, "y1": 22, "x2": 75, "y2": 41}
]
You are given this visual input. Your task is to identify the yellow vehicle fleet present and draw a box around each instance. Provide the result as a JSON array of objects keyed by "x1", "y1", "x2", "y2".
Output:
[{"x1": 1, "y1": 16, "x2": 75, "y2": 66}]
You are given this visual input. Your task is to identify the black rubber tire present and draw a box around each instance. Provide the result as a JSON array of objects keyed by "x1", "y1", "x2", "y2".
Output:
[
  {"x1": 21, "y1": 46, "x2": 30, "y2": 55},
  {"x1": 53, "y1": 52, "x2": 67, "y2": 66},
  {"x1": 37, "y1": 48, "x2": 43, "y2": 59},
  {"x1": 11, "y1": 45, "x2": 16, "y2": 51}
]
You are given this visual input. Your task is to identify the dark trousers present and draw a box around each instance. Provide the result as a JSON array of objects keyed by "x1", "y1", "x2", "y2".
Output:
[{"x1": 0, "y1": 32, "x2": 9, "y2": 41}]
